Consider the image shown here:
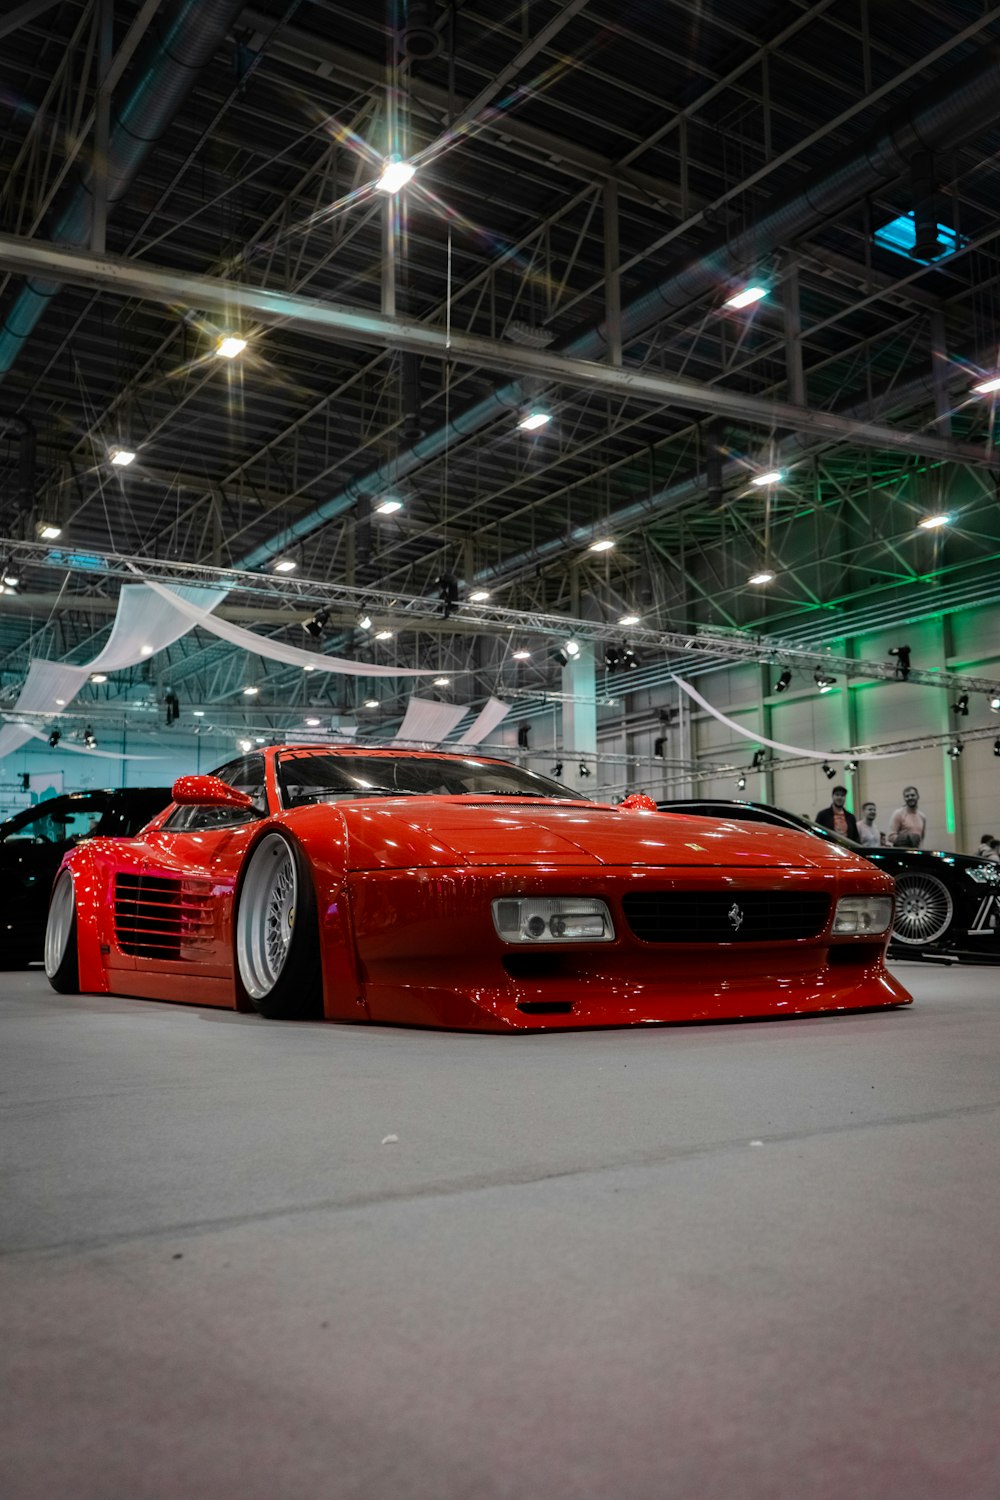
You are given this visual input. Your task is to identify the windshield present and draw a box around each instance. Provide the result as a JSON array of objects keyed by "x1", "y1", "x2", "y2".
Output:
[{"x1": 277, "y1": 752, "x2": 581, "y2": 809}]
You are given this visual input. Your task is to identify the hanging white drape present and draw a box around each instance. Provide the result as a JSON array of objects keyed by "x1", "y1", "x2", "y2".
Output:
[
  {"x1": 454, "y1": 696, "x2": 511, "y2": 746},
  {"x1": 672, "y1": 676, "x2": 906, "y2": 760},
  {"x1": 141, "y1": 577, "x2": 454, "y2": 677},
  {"x1": 393, "y1": 697, "x2": 468, "y2": 745},
  {"x1": 0, "y1": 724, "x2": 34, "y2": 760}
]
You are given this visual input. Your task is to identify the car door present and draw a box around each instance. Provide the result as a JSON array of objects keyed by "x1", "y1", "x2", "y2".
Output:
[
  {"x1": 0, "y1": 793, "x2": 112, "y2": 959},
  {"x1": 122, "y1": 756, "x2": 270, "y2": 981}
]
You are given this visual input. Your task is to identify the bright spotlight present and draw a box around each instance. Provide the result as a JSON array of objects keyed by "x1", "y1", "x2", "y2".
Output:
[
  {"x1": 216, "y1": 335, "x2": 247, "y2": 359},
  {"x1": 517, "y1": 410, "x2": 551, "y2": 432},
  {"x1": 588, "y1": 538, "x2": 615, "y2": 553},
  {"x1": 619, "y1": 613, "x2": 641, "y2": 626},
  {"x1": 751, "y1": 470, "x2": 784, "y2": 487},
  {"x1": 918, "y1": 514, "x2": 950, "y2": 530},
  {"x1": 37, "y1": 521, "x2": 62, "y2": 540},
  {"x1": 724, "y1": 285, "x2": 767, "y2": 310},
  {"x1": 109, "y1": 447, "x2": 136, "y2": 467},
  {"x1": 972, "y1": 375, "x2": 1000, "y2": 395},
  {"x1": 469, "y1": 589, "x2": 491, "y2": 603},
  {"x1": 376, "y1": 156, "x2": 415, "y2": 193},
  {"x1": 748, "y1": 569, "x2": 775, "y2": 585},
  {"x1": 272, "y1": 557, "x2": 297, "y2": 573},
  {"x1": 376, "y1": 496, "x2": 403, "y2": 514}
]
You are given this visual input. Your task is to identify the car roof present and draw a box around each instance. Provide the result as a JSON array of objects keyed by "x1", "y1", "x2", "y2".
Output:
[{"x1": 273, "y1": 744, "x2": 516, "y2": 765}]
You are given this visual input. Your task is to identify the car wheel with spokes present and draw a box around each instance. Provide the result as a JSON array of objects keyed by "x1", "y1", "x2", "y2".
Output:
[
  {"x1": 235, "y1": 832, "x2": 323, "y2": 1019},
  {"x1": 891, "y1": 872, "x2": 954, "y2": 949},
  {"x1": 44, "y1": 870, "x2": 80, "y2": 993}
]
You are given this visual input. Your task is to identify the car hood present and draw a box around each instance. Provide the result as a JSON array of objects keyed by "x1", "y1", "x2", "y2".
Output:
[{"x1": 335, "y1": 798, "x2": 855, "y2": 871}]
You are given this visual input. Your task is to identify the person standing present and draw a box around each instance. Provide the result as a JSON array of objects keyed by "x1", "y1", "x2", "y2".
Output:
[
  {"x1": 857, "y1": 801, "x2": 883, "y2": 848},
  {"x1": 888, "y1": 785, "x2": 927, "y2": 848},
  {"x1": 816, "y1": 785, "x2": 860, "y2": 841},
  {"x1": 976, "y1": 833, "x2": 1000, "y2": 862}
]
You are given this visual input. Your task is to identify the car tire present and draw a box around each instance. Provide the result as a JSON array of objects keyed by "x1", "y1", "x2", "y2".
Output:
[
  {"x1": 891, "y1": 871, "x2": 954, "y2": 950},
  {"x1": 44, "y1": 870, "x2": 80, "y2": 993},
  {"x1": 235, "y1": 831, "x2": 323, "y2": 1020}
]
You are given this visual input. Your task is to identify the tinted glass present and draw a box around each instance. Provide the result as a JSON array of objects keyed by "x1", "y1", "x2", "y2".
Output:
[
  {"x1": 277, "y1": 752, "x2": 577, "y2": 808},
  {"x1": 1, "y1": 794, "x2": 108, "y2": 843},
  {"x1": 162, "y1": 757, "x2": 267, "y2": 832}
]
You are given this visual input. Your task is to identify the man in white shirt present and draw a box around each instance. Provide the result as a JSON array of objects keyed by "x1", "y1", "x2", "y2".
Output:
[
  {"x1": 857, "y1": 801, "x2": 882, "y2": 848},
  {"x1": 888, "y1": 786, "x2": 927, "y2": 848}
]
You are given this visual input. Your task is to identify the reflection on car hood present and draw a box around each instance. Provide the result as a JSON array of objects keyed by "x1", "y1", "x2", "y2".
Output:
[{"x1": 336, "y1": 798, "x2": 856, "y2": 870}]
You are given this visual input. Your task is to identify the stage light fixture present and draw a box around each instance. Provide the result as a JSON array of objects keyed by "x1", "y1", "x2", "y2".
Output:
[
  {"x1": 737, "y1": 774, "x2": 747, "y2": 791},
  {"x1": 653, "y1": 736, "x2": 666, "y2": 759},
  {"x1": 994, "y1": 738, "x2": 1000, "y2": 756},
  {"x1": 814, "y1": 668, "x2": 837, "y2": 692},
  {"x1": 775, "y1": 669, "x2": 793, "y2": 693},
  {"x1": 356, "y1": 609, "x2": 373, "y2": 630},
  {"x1": 436, "y1": 572, "x2": 459, "y2": 618},
  {"x1": 83, "y1": 726, "x2": 97, "y2": 749},
  {"x1": 751, "y1": 749, "x2": 767, "y2": 770},
  {"x1": 565, "y1": 639, "x2": 581, "y2": 658},
  {"x1": 990, "y1": 695, "x2": 1000, "y2": 712},
  {"x1": 551, "y1": 761, "x2": 564, "y2": 779},
  {"x1": 889, "y1": 644, "x2": 911, "y2": 680},
  {"x1": 164, "y1": 689, "x2": 180, "y2": 725},
  {"x1": 845, "y1": 761, "x2": 858, "y2": 774},
  {"x1": 822, "y1": 762, "x2": 836, "y2": 779},
  {"x1": 947, "y1": 741, "x2": 964, "y2": 759},
  {"x1": 48, "y1": 730, "x2": 61, "y2": 748},
  {"x1": 517, "y1": 724, "x2": 531, "y2": 748},
  {"x1": 952, "y1": 694, "x2": 969, "y2": 716},
  {"x1": 303, "y1": 608, "x2": 330, "y2": 639},
  {"x1": 578, "y1": 761, "x2": 592, "y2": 777}
]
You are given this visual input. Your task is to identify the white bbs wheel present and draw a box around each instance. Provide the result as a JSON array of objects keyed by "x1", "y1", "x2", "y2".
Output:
[
  {"x1": 237, "y1": 833, "x2": 298, "y2": 1000},
  {"x1": 892, "y1": 872, "x2": 954, "y2": 948}
]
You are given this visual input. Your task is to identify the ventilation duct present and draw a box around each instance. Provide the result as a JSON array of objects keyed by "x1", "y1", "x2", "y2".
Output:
[
  {"x1": 0, "y1": 0, "x2": 246, "y2": 383},
  {"x1": 400, "y1": 0, "x2": 441, "y2": 61}
]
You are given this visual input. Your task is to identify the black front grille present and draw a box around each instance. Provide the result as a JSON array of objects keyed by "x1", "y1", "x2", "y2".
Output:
[
  {"x1": 622, "y1": 890, "x2": 830, "y2": 943},
  {"x1": 114, "y1": 874, "x2": 211, "y2": 960}
]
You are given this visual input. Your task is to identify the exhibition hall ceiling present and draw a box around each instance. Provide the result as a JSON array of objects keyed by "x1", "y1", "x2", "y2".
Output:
[{"x1": 1, "y1": 0, "x2": 999, "y2": 732}]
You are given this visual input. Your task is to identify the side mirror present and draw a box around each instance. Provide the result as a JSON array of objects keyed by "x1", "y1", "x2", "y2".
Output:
[
  {"x1": 171, "y1": 775, "x2": 254, "y2": 809},
  {"x1": 618, "y1": 793, "x2": 658, "y2": 813}
]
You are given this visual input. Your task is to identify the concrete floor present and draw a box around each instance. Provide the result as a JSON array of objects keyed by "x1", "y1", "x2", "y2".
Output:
[{"x1": 1, "y1": 962, "x2": 998, "y2": 1500}]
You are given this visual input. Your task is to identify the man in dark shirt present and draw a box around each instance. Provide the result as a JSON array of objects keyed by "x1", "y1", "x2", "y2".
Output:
[{"x1": 816, "y1": 784, "x2": 859, "y2": 842}]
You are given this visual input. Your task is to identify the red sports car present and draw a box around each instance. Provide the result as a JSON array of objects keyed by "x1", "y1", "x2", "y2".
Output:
[{"x1": 43, "y1": 746, "x2": 912, "y2": 1029}]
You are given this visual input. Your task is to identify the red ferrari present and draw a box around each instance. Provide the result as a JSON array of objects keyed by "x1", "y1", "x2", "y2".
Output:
[{"x1": 44, "y1": 745, "x2": 912, "y2": 1029}]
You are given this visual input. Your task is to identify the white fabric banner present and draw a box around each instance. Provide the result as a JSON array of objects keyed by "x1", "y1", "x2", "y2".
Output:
[
  {"x1": 0, "y1": 723, "x2": 35, "y2": 760},
  {"x1": 672, "y1": 676, "x2": 906, "y2": 760},
  {"x1": 89, "y1": 583, "x2": 229, "y2": 671},
  {"x1": 142, "y1": 577, "x2": 451, "y2": 678},
  {"x1": 394, "y1": 696, "x2": 468, "y2": 745},
  {"x1": 454, "y1": 696, "x2": 511, "y2": 746}
]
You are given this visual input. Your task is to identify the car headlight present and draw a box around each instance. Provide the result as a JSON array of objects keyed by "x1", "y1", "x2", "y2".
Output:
[
  {"x1": 492, "y1": 897, "x2": 615, "y2": 943},
  {"x1": 832, "y1": 895, "x2": 893, "y2": 935}
]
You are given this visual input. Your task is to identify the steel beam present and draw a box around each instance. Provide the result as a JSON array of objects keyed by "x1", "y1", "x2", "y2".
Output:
[{"x1": 0, "y1": 234, "x2": 992, "y2": 469}]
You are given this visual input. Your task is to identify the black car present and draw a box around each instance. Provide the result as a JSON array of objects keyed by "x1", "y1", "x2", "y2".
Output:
[
  {"x1": 656, "y1": 799, "x2": 1000, "y2": 956},
  {"x1": 0, "y1": 788, "x2": 171, "y2": 966}
]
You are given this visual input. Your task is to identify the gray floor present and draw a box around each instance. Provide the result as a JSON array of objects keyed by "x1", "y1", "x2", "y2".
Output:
[{"x1": 1, "y1": 963, "x2": 998, "y2": 1500}]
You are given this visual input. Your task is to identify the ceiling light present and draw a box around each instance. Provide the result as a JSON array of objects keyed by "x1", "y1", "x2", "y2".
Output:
[
  {"x1": 216, "y1": 335, "x2": 247, "y2": 359},
  {"x1": 517, "y1": 410, "x2": 551, "y2": 432},
  {"x1": 356, "y1": 610, "x2": 373, "y2": 630},
  {"x1": 140, "y1": 644, "x2": 154, "y2": 657},
  {"x1": 242, "y1": 685, "x2": 259, "y2": 696},
  {"x1": 748, "y1": 569, "x2": 775, "y2": 585},
  {"x1": 724, "y1": 284, "x2": 767, "y2": 310},
  {"x1": 239, "y1": 739, "x2": 252, "y2": 753},
  {"x1": 375, "y1": 628, "x2": 394, "y2": 641},
  {"x1": 565, "y1": 639, "x2": 581, "y2": 658},
  {"x1": 588, "y1": 538, "x2": 615, "y2": 553},
  {"x1": 751, "y1": 470, "x2": 784, "y2": 487},
  {"x1": 376, "y1": 496, "x2": 403, "y2": 514},
  {"x1": 2, "y1": 569, "x2": 19, "y2": 588},
  {"x1": 305, "y1": 717, "x2": 321, "y2": 727},
  {"x1": 193, "y1": 710, "x2": 205, "y2": 718},
  {"x1": 990, "y1": 696, "x2": 1000, "y2": 712},
  {"x1": 469, "y1": 589, "x2": 491, "y2": 603},
  {"x1": 376, "y1": 155, "x2": 415, "y2": 193},
  {"x1": 89, "y1": 672, "x2": 108, "y2": 684},
  {"x1": 272, "y1": 557, "x2": 297, "y2": 573},
  {"x1": 918, "y1": 514, "x2": 950, "y2": 530},
  {"x1": 364, "y1": 698, "x2": 379, "y2": 708},
  {"x1": 434, "y1": 676, "x2": 450, "y2": 686},
  {"x1": 109, "y1": 447, "x2": 136, "y2": 467},
  {"x1": 37, "y1": 521, "x2": 62, "y2": 540},
  {"x1": 972, "y1": 375, "x2": 1000, "y2": 395},
  {"x1": 513, "y1": 649, "x2": 531, "y2": 660}
]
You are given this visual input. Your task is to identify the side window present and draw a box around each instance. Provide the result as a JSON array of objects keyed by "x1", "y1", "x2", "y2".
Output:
[
  {"x1": 2, "y1": 795, "x2": 108, "y2": 843},
  {"x1": 162, "y1": 757, "x2": 267, "y2": 833}
]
